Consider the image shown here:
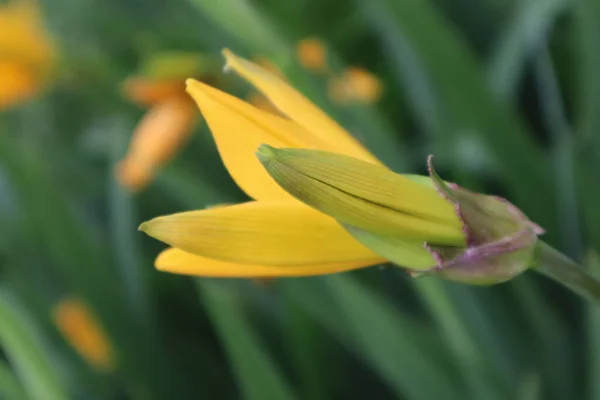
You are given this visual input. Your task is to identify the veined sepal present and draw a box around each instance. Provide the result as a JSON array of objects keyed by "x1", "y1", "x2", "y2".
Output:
[{"x1": 424, "y1": 156, "x2": 544, "y2": 284}]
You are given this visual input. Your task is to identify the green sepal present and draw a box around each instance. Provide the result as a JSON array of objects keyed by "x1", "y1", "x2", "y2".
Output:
[
  {"x1": 342, "y1": 224, "x2": 436, "y2": 270},
  {"x1": 426, "y1": 156, "x2": 544, "y2": 285}
]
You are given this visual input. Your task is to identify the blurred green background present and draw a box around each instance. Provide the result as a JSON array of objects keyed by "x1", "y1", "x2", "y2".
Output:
[{"x1": 1, "y1": 0, "x2": 599, "y2": 399}]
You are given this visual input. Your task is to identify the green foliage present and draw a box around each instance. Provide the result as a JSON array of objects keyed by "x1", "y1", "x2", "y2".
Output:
[{"x1": 0, "y1": 0, "x2": 597, "y2": 398}]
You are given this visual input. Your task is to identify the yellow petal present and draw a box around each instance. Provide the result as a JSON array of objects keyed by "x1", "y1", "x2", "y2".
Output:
[
  {"x1": 140, "y1": 201, "x2": 384, "y2": 266},
  {"x1": 116, "y1": 95, "x2": 197, "y2": 191},
  {"x1": 186, "y1": 79, "x2": 332, "y2": 201},
  {"x1": 0, "y1": 61, "x2": 37, "y2": 109},
  {"x1": 222, "y1": 49, "x2": 379, "y2": 163},
  {"x1": 156, "y1": 247, "x2": 381, "y2": 277}
]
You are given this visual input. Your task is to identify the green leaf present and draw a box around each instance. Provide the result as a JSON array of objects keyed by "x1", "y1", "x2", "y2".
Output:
[
  {"x1": 0, "y1": 134, "x2": 196, "y2": 399},
  {"x1": 360, "y1": 0, "x2": 558, "y2": 237},
  {"x1": 197, "y1": 280, "x2": 298, "y2": 400},
  {"x1": 0, "y1": 288, "x2": 69, "y2": 400},
  {"x1": 586, "y1": 251, "x2": 600, "y2": 400},
  {"x1": 533, "y1": 42, "x2": 582, "y2": 258},
  {"x1": 488, "y1": 0, "x2": 570, "y2": 101},
  {"x1": 0, "y1": 358, "x2": 28, "y2": 400},
  {"x1": 573, "y1": 0, "x2": 600, "y2": 152},
  {"x1": 511, "y1": 277, "x2": 573, "y2": 399},
  {"x1": 186, "y1": 0, "x2": 287, "y2": 55},
  {"x1": 326, "y1": 275, "x2": 462, "y2": 400},
  {"x1": 414, "y1": 278, "x2": 512, "y2": 400},
  {"x1": 107, "y1": 116, "x2": 152, "y2": 322},
  {"x1": 281, "y1": 292, "x2": 330, "y2": 400},
  {"x1": 282, "y1": 275, "x2": 463, "y2": 400},
  {"x1": 517, "y1": 372, "x2": 542, "y2": 400}
]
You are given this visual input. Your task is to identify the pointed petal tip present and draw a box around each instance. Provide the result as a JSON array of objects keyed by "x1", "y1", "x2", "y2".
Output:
[
  {"x1": 138, "y1": 221, "x2": 149, "y2": 232},
  {"x1": 221, "y1": 49, "x2": 236, "y2": 72},
  {"x1": 184, "y1": 78, "x2": 204, "y2": 93}
]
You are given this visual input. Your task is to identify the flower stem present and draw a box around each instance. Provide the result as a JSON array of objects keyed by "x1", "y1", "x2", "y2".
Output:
[{"x1": 534, "y1": 241, "x2": 600, "y2": 303}]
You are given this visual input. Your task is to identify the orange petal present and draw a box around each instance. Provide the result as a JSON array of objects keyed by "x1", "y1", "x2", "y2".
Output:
[
  {"x1": 116, "y1": 95, "x2": 197, "y2": 191},
  {"x1": 0, "y1": 0, "x2": 56, "y2": 73},
  {"x1": 0, "y1": 61, "x2": 37, "y2": 109},
  {"x1": 52, "y1": 298, "x2": 114, "y2": 371}
]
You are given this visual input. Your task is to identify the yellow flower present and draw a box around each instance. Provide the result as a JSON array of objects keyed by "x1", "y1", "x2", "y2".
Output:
[
  {"x1": 116, "y1": 53, "x2": 203, "y2": 191},
  {"x1": 52, "y1": 298, "x2": 114, "y2": 371},
  {"x1": 296, "y1": 37, "x2": 327, "y2": 73},
  {"x1": 140, "y1": 50, "x2": 540, "y2": 284},
  {"x1": 0, "y1": 0, "x2": 56, "y2": 109},
  {"x1": 140, "y1": 50, "x2": 390, "y2": 277}
]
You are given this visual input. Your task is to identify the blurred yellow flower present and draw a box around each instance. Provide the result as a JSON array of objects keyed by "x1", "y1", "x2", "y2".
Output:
[
  {"x1": 328, "y1": 67, "x2": 382, "y2": 104},
  {"x1": 53, "y1": 298, "x2": 114, "y2": 371},
  {"x1": 117, "y1": 54, "x2": 203, "y2": 191},
  {"x1": 0, "y1": 0, "x2": 56, "y2": 109},
  {"x1": 296, "y1": 37, "x2": 327, "y2": 73}
]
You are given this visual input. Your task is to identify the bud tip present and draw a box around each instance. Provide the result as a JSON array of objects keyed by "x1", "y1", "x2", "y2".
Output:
[{"x1": 255, "y1": 143, "x2": 278, "y2": 164}]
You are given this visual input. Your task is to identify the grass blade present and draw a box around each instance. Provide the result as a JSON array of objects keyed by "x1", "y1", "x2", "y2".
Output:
[
  {"x1": 0, "y1": 358, "x2": 28, "y2": 400},
  {"x1": 587, "y1": 252, "x2": 600, "y2": 400},
  {"x1": 282, "y1": 274, "x2": 462, "y2": 400},
  {"x1": 361, "y1": 0, "x2": 557, "y2": 236},
  {"x1": 186, "y1": 0, "x2": 287, "y2": 55},
  {"x1": 489, "y1": 0, "x2": 570, "y2": 101},
  {"x1": 573, "y1": 0, "x2": 600, "y2": 158},
  {"x1": 197, "y1": 280, "x2": 298, "y2": 400},
  {"x1": 0, "y1": 288, "x2": 69, "y2": 400},
  {"x1": 533, "y1": 42, "x2": 582, "y2": 258}
]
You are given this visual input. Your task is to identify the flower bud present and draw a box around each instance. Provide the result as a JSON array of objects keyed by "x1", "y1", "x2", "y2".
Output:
[{"x1": 256, "y1": 145, "x2": 464, "y2": 244}]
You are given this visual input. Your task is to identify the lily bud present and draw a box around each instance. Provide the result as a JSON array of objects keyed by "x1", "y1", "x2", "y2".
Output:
[{"x1": 257, "y1": 145, "x2": 543, "y2": 284}]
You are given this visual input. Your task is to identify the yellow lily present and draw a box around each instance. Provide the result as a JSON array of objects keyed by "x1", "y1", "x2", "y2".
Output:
[
  {"x1": 0, "y1": 0, "x2": 56, "y2": 109},
  {"x1": 140, "y1": 50, "x2": 392, "y2": 277},
  {"x1": 139, "y1": 50, "x2": 465, "y2": 277},
  {"x1": 52, "y1": 298, "x2": 114, "y2": 371},
  {"x1": 139, "y1": 50, "x2": 539, "y2": 284}
]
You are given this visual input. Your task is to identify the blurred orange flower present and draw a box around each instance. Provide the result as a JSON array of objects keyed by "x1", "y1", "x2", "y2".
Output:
[
  {"x1": 328, "y1": 67, "x2": 382, "y2": 104},
  {"x1": 296, "y1": 37, "x2": 327, "y2": 73},
  {"x1": 0, "y1": 0, "x2": 56, "y2": 109},
  {"x1": 53, "y1": 298, "x2": 114, "y2": 371},
  {"x1": 116, "y1": 53, "x2": 209, "y2": 191}
]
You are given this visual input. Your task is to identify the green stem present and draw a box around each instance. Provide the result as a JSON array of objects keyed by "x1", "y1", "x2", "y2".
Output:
[{"x1": 534, "y1": 241, "x2": 600, "y2": 303}]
